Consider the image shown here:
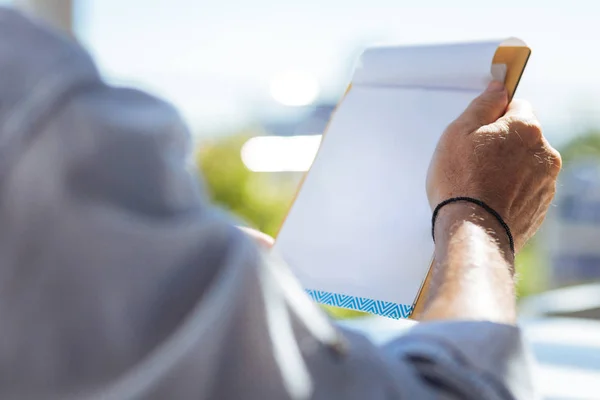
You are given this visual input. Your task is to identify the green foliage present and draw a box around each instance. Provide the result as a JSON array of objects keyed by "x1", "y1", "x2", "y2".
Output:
[
  {"x1": 560, "y1": 130, "x2": 600, "y2": 165},
  {"x1": 196, "y1": 134, "x2": 294, "y2": 237},
  {"x1": 515, "y1": 242, "x2": 544, "y2": 298}
]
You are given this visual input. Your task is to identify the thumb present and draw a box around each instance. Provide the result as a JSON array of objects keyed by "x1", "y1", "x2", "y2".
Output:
[{"x1": 452, "y1": 81, "x2": 508, "y2": 133}]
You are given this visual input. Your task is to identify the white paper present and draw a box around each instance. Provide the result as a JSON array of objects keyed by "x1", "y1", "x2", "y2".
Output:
[{"x1": 274, "y1": 39, "x2": 526, "y2": 319}]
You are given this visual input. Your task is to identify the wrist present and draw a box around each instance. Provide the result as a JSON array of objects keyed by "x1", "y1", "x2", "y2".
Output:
[
  {"x1": 422, "y1": 201, "x2": 517, "y2": 323},
  {"x1": 434, "y1": 202, "x2": 515, "y2": 266}
]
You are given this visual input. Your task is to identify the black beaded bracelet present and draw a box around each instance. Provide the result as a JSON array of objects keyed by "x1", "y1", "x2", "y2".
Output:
[{"x1": 431, "y1": 197, "x2": 515, "y2": 254}]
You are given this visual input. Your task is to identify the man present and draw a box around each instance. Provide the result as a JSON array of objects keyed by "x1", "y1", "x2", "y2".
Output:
[{"x1": 0, "y1": 8, "x2": 559, "y2": 400}]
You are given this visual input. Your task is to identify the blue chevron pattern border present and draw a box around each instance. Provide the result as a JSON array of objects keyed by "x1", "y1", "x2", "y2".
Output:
[{"x1": 306, "y1": 289, "x2": 414, "y2": 319}]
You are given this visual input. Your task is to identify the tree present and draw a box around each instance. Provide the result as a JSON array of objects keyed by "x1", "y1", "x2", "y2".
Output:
[
  {"x1": 560, "y1": 130, "x2": 600, "y2": 165},
  {"x1": 195, "y1": 133, "x2": 295, "y2": 237}
]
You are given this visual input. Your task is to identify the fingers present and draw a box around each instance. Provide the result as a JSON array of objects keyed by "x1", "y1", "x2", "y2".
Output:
[
  {"x1": 451, "y1": 81, "x2": 509, "y2": 133},
  {"x1": 494, "y1": 99, "x2": 544, "y2": 147},
  {"x1": 494, "y1": 99, "x2": 562, "y2": 174},
  {"x1": 501, "y1": 98, "x2": 535, "y2": 120},
  {"x1": 541, "y1": 137, "x2": 563, "y2": 176},
  {"x1": 548, "y1": 143, "x2": 562, "y2": 173}
]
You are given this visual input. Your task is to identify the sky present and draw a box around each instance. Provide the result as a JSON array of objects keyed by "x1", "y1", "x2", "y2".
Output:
[{"x1": 5, "y1": 0, "x2": 600, "y2": 143}]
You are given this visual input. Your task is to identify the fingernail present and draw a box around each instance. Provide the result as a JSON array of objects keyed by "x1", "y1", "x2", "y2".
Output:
[{"x1": 486, "y1": 80, "x2": 505, "y2": 92}]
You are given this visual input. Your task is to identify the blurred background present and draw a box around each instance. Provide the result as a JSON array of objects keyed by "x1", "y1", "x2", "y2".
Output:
[
  {"x1": 6, "y1": 0, "x2": 600, "y2": 319},
  {"x1": 6, "y1": 1, "x2": 600, "y2": 398}
]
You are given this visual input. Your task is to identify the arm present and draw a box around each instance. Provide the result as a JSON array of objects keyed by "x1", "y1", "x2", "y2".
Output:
[
  {"x1": 239, "y1": 81, "x2": 562, "y2": 400},
  {"x1": 421, "y1": 81, "x2": 560, "y2": 324},
  {"x1": 422, "y1": 203, "x2": 517, "y2": 324},
  {"x1": 367, "y1": 83, "x2": 560, "y2": 400},
  {"x1": 241, "y1": 84, "x2": 559, "y2": 400}
]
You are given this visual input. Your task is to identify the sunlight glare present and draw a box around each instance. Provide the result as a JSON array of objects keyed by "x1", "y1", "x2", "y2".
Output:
[
  {"x1": 241, "y1": 135, "x2": 321, "y2": 172},
  {"x1": 269, "y1": 70, "x2": 320, "y2": 107}
]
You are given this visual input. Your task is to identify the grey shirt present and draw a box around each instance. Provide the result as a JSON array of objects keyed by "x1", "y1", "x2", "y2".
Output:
[{"x1": 0, "y1": 8, "x2": 535, "y2": 400}]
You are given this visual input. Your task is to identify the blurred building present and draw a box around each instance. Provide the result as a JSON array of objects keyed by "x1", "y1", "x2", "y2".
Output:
[
  {"x1": 263, "y1": 104, "x2": 336, "y2": 137},
  {"x1": 547, "y1": 160, "x2": 600, "y2": 287}
]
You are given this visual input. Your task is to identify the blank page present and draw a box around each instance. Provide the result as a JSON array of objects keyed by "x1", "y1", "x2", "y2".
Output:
[{"x1": 274, "y1": 39, "x2": 529, "y2": 319}]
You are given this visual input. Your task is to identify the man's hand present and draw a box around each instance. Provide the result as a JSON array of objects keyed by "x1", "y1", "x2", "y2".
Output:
[
  {"x1": 426, "y1": 81, "x2": 561, "y2": 252},
  {"x1": 421, "y1": 82, "x2": 561, "y2": 324}
]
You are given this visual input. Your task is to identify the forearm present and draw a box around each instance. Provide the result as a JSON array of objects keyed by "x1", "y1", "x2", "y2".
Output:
[{"x1": 420, "y1": 203, "x2": 517, "y2": 324}]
